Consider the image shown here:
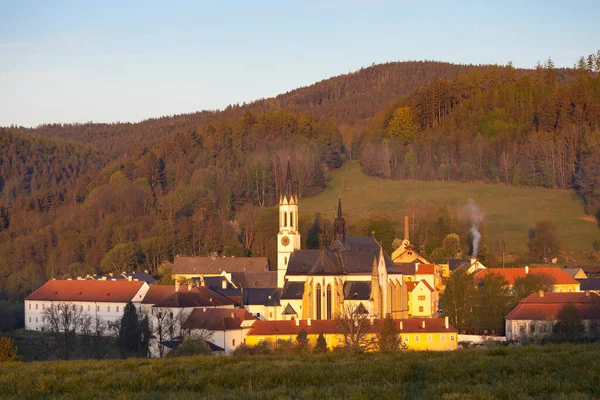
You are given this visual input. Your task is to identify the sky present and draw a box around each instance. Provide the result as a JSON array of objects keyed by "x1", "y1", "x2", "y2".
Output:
[{"x1": 1, "y1": 0, "x2": 599, "y2": 127}]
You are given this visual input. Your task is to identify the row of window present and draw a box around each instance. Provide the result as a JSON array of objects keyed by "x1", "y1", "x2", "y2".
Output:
[
  {"x1": 281, "y1": 211, "x2": 296, "y2": 228},
  {"x1": 256, "y1": 334, "x2": 456, "y2": 344},
  {"x1": 28, "y1": 303, "x2": 120, "y2": 313}
]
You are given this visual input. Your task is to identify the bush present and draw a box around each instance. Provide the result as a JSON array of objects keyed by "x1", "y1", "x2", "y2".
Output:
[
  {"x1": 0, "y1": 335, "x2": 21, "y2": 362},
  {"x1": 168, "y1": 336, "x2": 212, "y2": 358}
]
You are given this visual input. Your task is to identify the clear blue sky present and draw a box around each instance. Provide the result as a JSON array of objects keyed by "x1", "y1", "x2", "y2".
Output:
[{"x1": 1, "y1": 0, "x2": 598, "y2": 127}]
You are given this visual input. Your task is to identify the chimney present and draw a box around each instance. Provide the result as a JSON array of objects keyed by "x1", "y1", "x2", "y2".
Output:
[
  {"x1": 525, "y1": 266, "x2": 529, "y2": 274},
  {"x1": 400, "y1": 321, "x2": 403, "y2": 330},
  {"x1": 586, "y1": 290, "x2": 590, "y2": 297},
  {"x1": 421, "y1": 320, "x2": 425, "y2": 329},
  {"x1": 231, "y1": 312, "x2": 235, "y2": 318},
  {"x1": 144, "y1": 270, "x2": 148, "y2": 274},
  {"x1": 175, "y1": 280, "x2": 180, "y2": 292},
  {"x1": 187, "y1": 281, "x2": 192, "y2": 291},
  {"x1": 404, "y1": 216, "x2": 409, "y2": 241},
  {"x1": 415, "y1": 263, "x2": 419, "y2": 273},
  {"x1": 128, "y1": 276, "x2": 132, "y2": 281},
  {"x1": 222, "y1": 279, "x2": 227, "y2": 290},
  {"x1": 109, "y1": 272, "x2": 113, "y2": 277},
  {"x1": 539, "y1": 290, "x2": 544, "y2": 297},
  {"x1": 307, "y1": 318, "x2": 312, "y2": 326},
  {"x1": 295, "y1": 319, "x2": 300, "y2": 327},
  {"x1": 445, "y1": 316, "x2": 449, "y2": 329}
]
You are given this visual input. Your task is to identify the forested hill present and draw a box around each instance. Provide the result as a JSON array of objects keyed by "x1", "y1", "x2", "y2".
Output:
[{"x1": 13, "y1": 61, "x2": 485, "y2": 157}]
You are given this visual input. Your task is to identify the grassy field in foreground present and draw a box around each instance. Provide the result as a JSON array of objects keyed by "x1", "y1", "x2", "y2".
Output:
[
  {"x1": 1, "y1": 344, "x2": 600, "y2": 399},
  {"x1": 302, "y1": 163, "x2": 600, "y2": 253}
]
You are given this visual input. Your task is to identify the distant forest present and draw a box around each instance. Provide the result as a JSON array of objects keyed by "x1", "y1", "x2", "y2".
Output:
[{"x1": 1, "y1": 54, "x2": 599, "y2": 300}]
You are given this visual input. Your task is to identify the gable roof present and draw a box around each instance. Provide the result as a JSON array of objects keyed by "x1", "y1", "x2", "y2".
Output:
[
  {"x1": 407, "y1": 280, "x2": 434, "y2": 293},
  {"x1": 173, "y1": 256, "x2": 269, "y2": 275},
  {"x1": 506, "y1": 291, "x2": 600, "y2": 321},
  {"x1": 243, "y1": 288, "x2": 281, "y2": 306},
  {"x1": 281, "y1": 281, "x2": 305, "y2": 300},
  {"x1": 282, "y1": 303, "x2": 298, "y2": 315},
  {"x1": 449, "y1": 259, "x2": 470, "y2": 271},
  {"x1": 343, "y1": 281, "x2": 371, "y2": 300},
  {"x1": 25, "y1": 280, "x2": 146, "y2": 303},
  {"x1": 229, "y1": 271, "x2": 277, "y2": 288},
  {"x1": 141, "y1": 285, "x2": 175, "y2": 304},
  {"x1": 153, "y1": 286, "x2": 234, "y2": 308},
  {"x1": 561, "y1": 268, "x2": 586, "y2": 279},
  {"x1": 182, "y1": 308, "x2": 255, "y2": 331},
  {"x1": 473, "y1": 267, "x2": 580, "y2": 286}
]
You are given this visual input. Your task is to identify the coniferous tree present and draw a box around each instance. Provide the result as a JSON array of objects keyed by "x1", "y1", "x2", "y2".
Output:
[
  {"x1": 119, "y1": 301, "x2": 141, "y2": 358},
  {"x1": 296, "y1": 328, "x2": 309, "y2": 352},
  {"x1": 314, "y1": 332, "x2": 328, "y2": 353},
  {"x1": 377, "y1": 315, "x2": 401, "y2": 352}
]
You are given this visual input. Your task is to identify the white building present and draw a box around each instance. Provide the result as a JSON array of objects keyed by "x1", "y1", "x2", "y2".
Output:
[{"x1": 24, "y1": 279, "x2": 149, "y2": 332}]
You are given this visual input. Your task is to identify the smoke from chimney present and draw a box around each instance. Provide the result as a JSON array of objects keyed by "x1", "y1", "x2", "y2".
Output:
[{"x1": 463, "y1": 199, "x2": 484, "y2": 258}]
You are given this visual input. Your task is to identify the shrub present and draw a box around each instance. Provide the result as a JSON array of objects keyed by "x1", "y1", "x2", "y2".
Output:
[
  {"x1": 168, "y1": 336, "x2": 212, "y2": 358},
  {"x1": 0, "y1": 336, "x2": 21, "y2": 362}
]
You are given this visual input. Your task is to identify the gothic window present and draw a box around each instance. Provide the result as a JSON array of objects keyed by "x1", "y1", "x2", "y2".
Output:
[
  {"x1": 284, "y1": 212, "x2": 287, "y2": 227},
  {"x1": 316, "y1": 284, "x2": 322, "y2": 320},
  {"x1": 290, "y1": 212, "x2": 294, "y2": 227},
  {"x1": 326, "y1": 284, "x2": 332, "y2": 320}
]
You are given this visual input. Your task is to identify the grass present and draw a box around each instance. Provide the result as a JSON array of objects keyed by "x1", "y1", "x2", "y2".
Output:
[
  {"x1": 1, "y1": 344, "x2": 600, "y2": 399},
  {"x1": 301, "y1": 163, "x2": 600, "y2": 253}
]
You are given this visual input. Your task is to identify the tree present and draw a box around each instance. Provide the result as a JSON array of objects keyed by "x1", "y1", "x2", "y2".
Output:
[
  {"x1": 512, "y1": 274, "x2": 555, "y2": 304},
  {"x1": 296, "y1": 328, "x2": 309, "y2": 352},
  {"x1": 0, "y1": 335, "x2": 20, "y2": 362},
  {"x1": 387, "y1": 107, "x2": 420, "y2": 144},
  {"x1": 440, "y1": 268, "x2": 476, "y2": 333},
  {"x1": 473, "y1": 272, "x2": 510, "y2": 334},
  {"x1": 529, "y1": 220, "x2": 560, "y2": 261},
  {"x1": 377, "y1": 314, "x2": 401, "y2": 352},
  {"x1": 118, "y1": 301, "x2": 149, "y2": 358},
  {"x1": 80, "y1": 314, "x2": 107, "y2": 359},
  {"x1": 552, "y1": 302, "x2": 586, "y2": 343},
  {"x1": 335, "y1": 303, "x2": 373, "y2": 352},
  {"x1": 168, "y1": 335, "x2": 211, "y2": 358},
  {"x1": 43, "y1": 302, "x2": 85, "y2": 360},
  {"x1": 314, "y1": 332, "x2": 328, "y2": 353}
]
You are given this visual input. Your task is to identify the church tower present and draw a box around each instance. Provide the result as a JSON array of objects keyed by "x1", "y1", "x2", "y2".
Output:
[{"x1": 277, "y1": 159, "x2": 301, "y2": 288}]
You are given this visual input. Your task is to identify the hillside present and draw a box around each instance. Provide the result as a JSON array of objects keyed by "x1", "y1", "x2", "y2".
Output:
[
  {"x1": 301, "y1": 163, "x2": 600, "y2": 254},
  {"x1": 14, "y1": 61, "x2": 484, "y2": 156},
  {"x1": 1, "y1": 344, "x2": 599, "y2": 399}
]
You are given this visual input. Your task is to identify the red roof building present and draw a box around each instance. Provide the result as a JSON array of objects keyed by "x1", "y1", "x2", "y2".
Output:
[
  {"x1": 473, "y1": 267, "x2": 580, "y2": 291},
  {"x1": 25, "y1": 279, "x2": 147, "y2": 303}
]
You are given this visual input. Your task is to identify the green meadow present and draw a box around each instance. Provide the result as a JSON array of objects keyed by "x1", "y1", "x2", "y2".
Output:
[
  {"x1": 302, "y1": 163, "x2": 600, "y2": 253},
  {"x1": 1, "y1": 344, "x2": 599, "y2": 399}
]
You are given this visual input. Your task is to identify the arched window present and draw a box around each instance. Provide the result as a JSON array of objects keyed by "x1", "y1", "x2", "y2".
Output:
[
  {"x1": 290, "y1": 212, "x2": 294, "y2": 227},
  {"x1": 326, "y1": 284, "x2": 332, "y2": 320},
  {"x1": 284, "y1": 257, "x2": 287, "y2": 265},
  {"x1": 284, "y1": 212, "x2": 288, "y2": 227},
  {"x1": 316, "y1": 283, "x2": 322, "y2": 320}
]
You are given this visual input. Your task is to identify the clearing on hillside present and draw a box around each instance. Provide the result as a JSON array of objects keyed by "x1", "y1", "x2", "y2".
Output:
[{"x1": 301, "y1": 163, "x2": 600, "y2": 253}]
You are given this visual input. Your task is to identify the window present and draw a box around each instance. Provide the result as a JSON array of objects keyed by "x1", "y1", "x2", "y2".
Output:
[
  {"x1": 530, "y1": 324, "x2": 536, "y2": 334},
  {"x1": 28, "y1": 304, "x2": 31, "y2": 310},
  {"x1": 284, "y1": 257, "x2": 287, "y2": 265},
  {"x1": 290, "y1": 212, "x2": 294, "y2": 227},
  {"x1": 87, "y1": 305, "x2": 90, "y2": 312},
  {"x1": 232, "y1": 339, "x2": 236, "y2": 347},
  {"x1": 284, "y1": 212, "x2": 287, "y2": 227},
  {"x1": 519, "y1": 325, "x2": 526, "y2": 334},
  {"x1": 540, "y1": 324, "x2": 547, "y2": 333},
  {"x1": 337, "y1": 336, "x2": 343, "y2": 344},
  {"x1": 42, "y1": 317, "x2": 45, "y2": 323},
  {"x1": 427, "y1": 335, "x2": 432, "y2": 342},
  {"x1": 35, "y1": 304, "x2": 38, "y2": 310},
  {"x1": 269, "y1": 312, "x2": 273, "y2": 318},
  {"x1": 316, "y1": 283, "x2": 322, "y2": 320},
  {"x1": 116, "y1": 306, "x2": 120, "y2": 313},
  {"x1": 415, "y1": 335, "x2": 420, "y2": 342},
  {"x1": 169, "y1": 312, "x2": 174, "y2": 319},
  {"x1": 441, "y1": 335, "x2": 446, "y2": 342},
  {"x1": 80, "y1": 305, "x2": 83, "y2": 311},
  {"x1": 418, "y1": 296, "x2": 426, "y2": 301},
  {"x1": 418, "y1": 306, "x2": 424, "y2": 313},
  {"x1": 256, "y1": 313, "x2": 261, "y2": 318},
  {"x1": 404, "y1": 336, "x2": 409, "y2": 343},
  {"x1": 450, "y1": 335, "x2": 455, "y2": 342},
  {"x1": 258, "y1": 337, "x2": 264, "y2": 343},
  {"x1": 107, "y1": 306, "x2": 111, "y2": 312}
]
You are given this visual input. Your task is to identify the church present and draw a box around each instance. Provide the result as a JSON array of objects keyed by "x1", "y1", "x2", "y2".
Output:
[{"x1": 276, "y1": 161, "x2": 409, "y2": 321}]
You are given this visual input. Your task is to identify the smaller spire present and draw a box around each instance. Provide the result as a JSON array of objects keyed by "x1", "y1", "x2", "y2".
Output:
[
  {"x1": 284, "y1": 158, "x2": 294, "y2": 200},
  {"x1": 334, "y1": 196, "x2": 346, "y2": 243}
]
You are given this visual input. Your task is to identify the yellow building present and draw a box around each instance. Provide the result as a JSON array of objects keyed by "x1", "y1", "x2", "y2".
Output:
[
  {"x1": 406, "y1": 280, "x2": 435, "y2": 317},
  {"x1": 245, "y1": 317, "x2": 458, "y2": 351}
]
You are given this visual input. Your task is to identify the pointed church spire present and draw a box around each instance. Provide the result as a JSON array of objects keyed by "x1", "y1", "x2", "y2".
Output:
[
  {"x1": 334, "y1": 195, "x2": 346, "y2": 243},
  {"x1": 284, "y1": 158, "x2": 294, "y2": 200}
]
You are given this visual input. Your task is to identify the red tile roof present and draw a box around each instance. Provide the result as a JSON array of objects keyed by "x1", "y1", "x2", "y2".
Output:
[
  {"x1": 406, "y1": 280, "x2": 434, "y2": 292},
  {"x1": 247, "y1": 318, "x2": 457, "y2": 336},
  {"x1": 506, "y1": 292, "x2": 600, "y2": 320},
  {"x1": 153, "y1": 286, "x2": 234, "y2": 308},
  {"x1": 182, "y1": 308, "x2": 255, "y2": 331},
  {"x1": 415, "y1": 264, "x2": 435, "y2": 275},
  {"x1": 473, "y1": 267, "x2": 580, "y2": 286},
  {"x1": 25, "y1": 280, "x2": 146, "y2": 303},
  {"x1": 141, "y1": 285, "x2": 175, "y2": 304}
]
